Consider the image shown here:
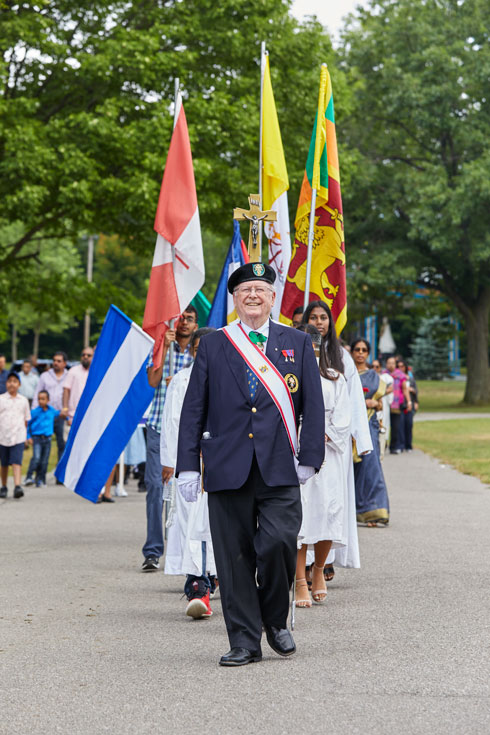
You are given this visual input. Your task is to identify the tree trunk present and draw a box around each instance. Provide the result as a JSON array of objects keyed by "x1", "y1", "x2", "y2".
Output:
[
  {"x1": 463, "y1": 292, "x2": 490, "y2": 405},
  {"x1": 32, "y1": 329, "x2": 40, "y2": 360},
  {"x1": 11, "y1": 323, "x2": 18, "y2": 363}
]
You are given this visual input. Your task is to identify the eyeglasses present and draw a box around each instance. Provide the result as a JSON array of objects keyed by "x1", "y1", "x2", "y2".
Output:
[
  {"x1": 353, "y1": 347, "x2": 368, "y2": 353},
  {"x1": 234, "y1": 286, "x2": 272, "y2": 296},
  {"x1": 178, "y1": 315, "x2": 196, "y2": 323}
]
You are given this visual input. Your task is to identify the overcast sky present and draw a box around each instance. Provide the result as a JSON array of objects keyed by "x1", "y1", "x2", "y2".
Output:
[{"x1": 291, "y1": 0, "x2": 369, "y2": 38}]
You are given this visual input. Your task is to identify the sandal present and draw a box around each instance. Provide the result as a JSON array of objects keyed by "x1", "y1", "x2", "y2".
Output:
[
  {"x1": 323, "y1": 564, "x2": 335, "y2": 582},
  {"x1": 305, "y1": 564, "x2": 312, "y2": 591},
  {"x1": 295, "y1": 578, "x2": 312, "y2": 608},
  {"x1": 311, "y1": 564, "x2": 327, "y2": 603}
]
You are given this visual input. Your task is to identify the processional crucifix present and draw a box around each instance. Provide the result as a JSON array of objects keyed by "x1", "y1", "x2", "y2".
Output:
[{"x1": 233, "y1": 194, "x2": 277, "y2": 262}]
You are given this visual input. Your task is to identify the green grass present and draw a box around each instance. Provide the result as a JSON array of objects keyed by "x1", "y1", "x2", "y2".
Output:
[
  {"x1": 414, "y1": 418, "x2": 490, "y2": 485},
  {"x1": 417, "y1": 380, "x2": 490, "y2": 413}
]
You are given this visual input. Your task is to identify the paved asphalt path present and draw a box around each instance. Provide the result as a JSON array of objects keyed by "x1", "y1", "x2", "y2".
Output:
[
  {"x1": 415, "y1": 412, "x2": 490, "y2": 421},
  {"x1": 1, "y1": 451, "x2": 490, "y2": 735}
]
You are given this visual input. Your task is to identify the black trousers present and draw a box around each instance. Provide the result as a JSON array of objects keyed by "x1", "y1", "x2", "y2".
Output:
[
  {"x1": 390, "y1": 412, "x2": 405, "y2": 452},
  {"x1": 53, "y1": 415, "x2": 66, "y2": 463},
  {"x1": 402, "y1": 409, "x2": 414, "y2": 450},
  {"x1": 208, "y1": 455, "x2": 301, "y2": 652}
]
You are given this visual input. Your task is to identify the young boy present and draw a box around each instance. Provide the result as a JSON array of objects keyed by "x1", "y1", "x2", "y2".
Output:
[
  {"x1": 25, "y1": 390, "x2": 61, "y2": 488},
  {"x1": 0, "y1": 372, "x2": 31, "y2": 498}
]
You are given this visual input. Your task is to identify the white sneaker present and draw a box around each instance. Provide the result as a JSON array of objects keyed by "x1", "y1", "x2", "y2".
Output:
[{"x1": 114, "y1": 485, "x2": 128, "y2": 497}]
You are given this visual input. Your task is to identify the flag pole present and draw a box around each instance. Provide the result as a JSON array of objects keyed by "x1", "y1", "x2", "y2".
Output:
[
  {"x1": 303, "y1": 188, "x2": 317, "y2": 310},
  {"x1": 303, "y1": 64, "x2": 328, "y2": 311},
  {"x1": 168, "y1": 76, "x2": 180, "y2": 379},
  {"x1": 258, "y1": 41, "x2": 266, "y2": 263},
  {"x1": 164, "y1": 76, "x2": 180, "y2": 538}
]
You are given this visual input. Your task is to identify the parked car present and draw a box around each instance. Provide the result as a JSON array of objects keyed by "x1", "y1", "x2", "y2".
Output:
[{"x1": 12, "y1": 358, "x2": 79, "y2": 374}]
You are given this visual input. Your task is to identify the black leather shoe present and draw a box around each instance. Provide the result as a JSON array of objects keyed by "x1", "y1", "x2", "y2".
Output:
[
  {"x1": 264, "y1": 625, "x2": 296, "y2": 657},
  {"x1": 219, "y1": 647, "x2": 262, "y2": 667}
]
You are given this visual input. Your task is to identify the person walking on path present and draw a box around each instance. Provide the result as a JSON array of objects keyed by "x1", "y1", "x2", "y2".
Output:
[
  {"x1": 294, "y1": 324, "x2": 351, "y2": 608},
  {"x1": 62, "y1": 348, "x2": 93, "y2": 427},
  {"x1": 0, "y1": 372, "x2": 31, "y2": 499},
  {"x1": 17, "y1": 359, "x2": 39, "y2": 405},
  {"x1": 302, "y1": 300, "x2": 371, "y2": 578},
  {"x1": 32, "y1": 352, "x2": 69, "y2": 468},
  {"x1": 25, "y1": 390, "x2": 65, "y2": 487},
  {"x1": 384, "y1": 356, "x2": 411, "y2": 454},
  {"x1": 373, "y1": 359, "x2": 393, "y2": 459},
  {"x1": 142, "y1": 306, "x2": 198, "y2": 572},
  {"x1": 351, "y1": 339, "x2": 390, "y2": 526},
  {"x1": 397, "y1": 359, "x2": 418, "y2": 451},
  {"x1": 176, "y1": 263, "x2": 325, "y2": 667}
]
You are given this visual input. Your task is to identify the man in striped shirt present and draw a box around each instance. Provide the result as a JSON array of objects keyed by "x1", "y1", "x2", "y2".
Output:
[{"x1": 141, "y1": 305, "x2": 198, "y2": 572}]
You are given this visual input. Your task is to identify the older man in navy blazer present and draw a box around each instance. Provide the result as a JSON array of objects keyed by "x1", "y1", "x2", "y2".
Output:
[{"x1": 176, "y1": 263, "x2": 324, "y2": 666}]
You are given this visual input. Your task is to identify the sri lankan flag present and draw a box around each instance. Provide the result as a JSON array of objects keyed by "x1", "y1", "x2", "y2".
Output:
[{"x1": 280, "y1": 65, "x2": 347, "y2": 335}]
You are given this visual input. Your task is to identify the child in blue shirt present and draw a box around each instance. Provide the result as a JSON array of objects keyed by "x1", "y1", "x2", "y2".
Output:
[{"x1": 25, "y1": 390, "x2": 62, "y2": 487}]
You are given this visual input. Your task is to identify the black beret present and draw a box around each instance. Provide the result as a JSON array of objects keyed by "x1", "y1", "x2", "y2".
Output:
[
  {"x1": 227, "y1": 262, "x2": 276, "y2": 294},
  {"x1": 7, "y1": 371, "x2": 20, "y2": 382}
]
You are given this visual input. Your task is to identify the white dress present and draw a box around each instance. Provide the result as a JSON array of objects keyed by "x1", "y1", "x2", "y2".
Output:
[
  {"x1": 298, "y1": 371, "x2": 351, "y2": 548},
  {"x1": 160, "y1": 365, "x2": 216, "y2": 577},
  {"x1": 315, "y1": 348, "x2": 373, "y2": 569}
]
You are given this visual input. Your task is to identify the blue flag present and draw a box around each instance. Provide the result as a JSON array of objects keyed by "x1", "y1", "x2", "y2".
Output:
[
  {"x1": 55, "y1": 305, "x2": 155, "y2": 503},
  {"x1": 207, "y1": 220, "x2": 249, "y2": 328}
]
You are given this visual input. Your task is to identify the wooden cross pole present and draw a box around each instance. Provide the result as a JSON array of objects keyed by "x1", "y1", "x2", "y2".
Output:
[{"x1": 233, "y1": 194, "x2": 277, "y2": 262}]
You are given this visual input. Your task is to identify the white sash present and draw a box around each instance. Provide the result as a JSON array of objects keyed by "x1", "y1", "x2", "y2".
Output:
[{"x1": 222, "y1": 321, "x2": 298, "y2": 455}]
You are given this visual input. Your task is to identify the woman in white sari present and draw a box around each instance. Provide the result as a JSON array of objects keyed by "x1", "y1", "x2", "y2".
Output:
[
  {"x1": 302, "y1": 302, "x2": 371, "y2": 584},
  {"x1": 295, "y1": 323, "x2": 351, "y2": 607}
]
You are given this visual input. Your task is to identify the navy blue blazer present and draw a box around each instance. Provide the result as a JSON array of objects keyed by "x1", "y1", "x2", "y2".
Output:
[{"x1": 176, "y1": 320, "x2": 325, "y2": 492}]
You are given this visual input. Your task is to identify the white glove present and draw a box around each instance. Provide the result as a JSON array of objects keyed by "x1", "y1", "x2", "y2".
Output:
[
  {"x1": 296, "y1": 464, "x2": 315, "y2": 485},
  {"x1": 177, "y1": 471, "x2": 201, "y2": 503}
]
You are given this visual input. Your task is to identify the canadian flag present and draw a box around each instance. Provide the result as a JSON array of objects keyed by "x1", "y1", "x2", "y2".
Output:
[{"x1": 143, "y1": 90, "x2": 205, "y2": 367}]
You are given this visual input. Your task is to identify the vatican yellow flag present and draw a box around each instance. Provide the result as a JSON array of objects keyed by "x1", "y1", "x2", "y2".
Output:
[{"x1": 261, "y1": 52, "x2": 291, "y2": 321}]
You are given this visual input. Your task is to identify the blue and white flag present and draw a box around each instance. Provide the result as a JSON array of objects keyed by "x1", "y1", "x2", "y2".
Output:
[{"x1": 55, "y1": 305, "x2": 155, "y2": 503}]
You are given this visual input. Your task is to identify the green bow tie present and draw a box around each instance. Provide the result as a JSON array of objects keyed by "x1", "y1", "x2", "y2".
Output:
[{"x1": 249, "y1": 331, "x2": 267, "y2": 345}]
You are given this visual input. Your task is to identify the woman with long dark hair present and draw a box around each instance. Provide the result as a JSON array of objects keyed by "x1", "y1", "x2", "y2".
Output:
[
  {"x1": 351, "y1": 338, "x2": 390, "y2": 526},
  {"x1": 302, "y1": 300, "x2": 354, "y2": 581},
  {"x1": 294, "y1": 324, "x2": 351, "y2": 607},
  {"x1": 302, "y1": 300, "x2": 344, "y2": 375}
]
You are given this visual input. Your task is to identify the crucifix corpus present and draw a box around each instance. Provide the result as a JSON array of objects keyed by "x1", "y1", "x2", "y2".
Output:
[{"x1": 233, "y1": 194, "x2": 277, "y2": 262}]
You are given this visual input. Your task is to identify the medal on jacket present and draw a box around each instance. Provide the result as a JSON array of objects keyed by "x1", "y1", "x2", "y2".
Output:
[{"x1": 282, "y1": 349, "x2": 295, "y2": 363}]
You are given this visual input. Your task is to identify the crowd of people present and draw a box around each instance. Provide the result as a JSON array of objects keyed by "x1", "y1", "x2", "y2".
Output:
[
  {"x1": 0, "y1": 349, "x2": 93, "y2": 497},
  {"x1": 0, "y1": 268, "x2": 421, "y2": 666}
]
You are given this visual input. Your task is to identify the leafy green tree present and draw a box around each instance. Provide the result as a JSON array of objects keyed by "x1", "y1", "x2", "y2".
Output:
[
  {"x1": 0, "y1": 0, "x2": 336, "y2": 271},
  {"x1": 340, "y1": 0, "x2": 490, "y2": 403},
  {"x1": 3, "y1": 235, "x2": 90, "y2": 356}
]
